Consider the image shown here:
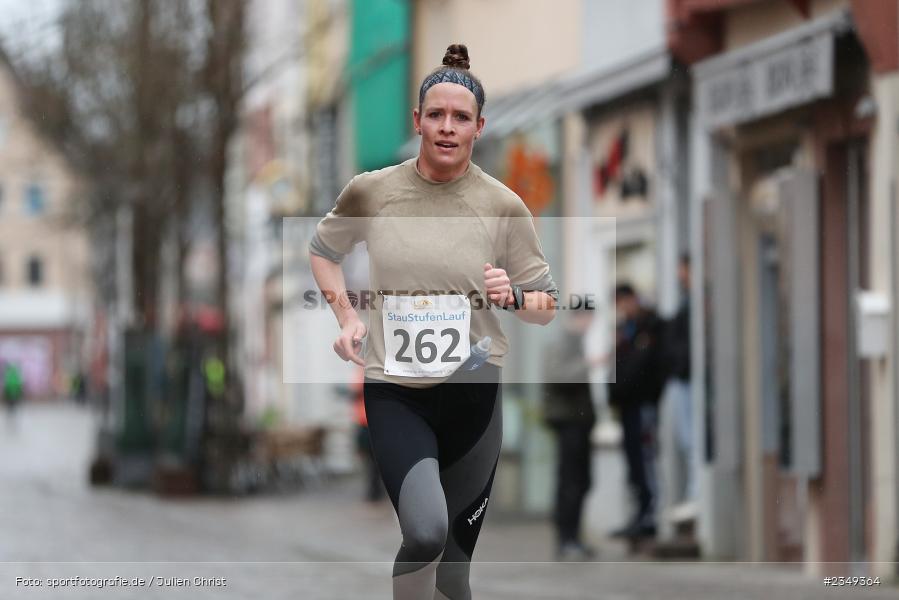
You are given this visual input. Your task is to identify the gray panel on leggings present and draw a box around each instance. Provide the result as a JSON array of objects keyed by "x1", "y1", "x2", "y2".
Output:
[
  {"x1": 394, "y1": 457, "x2": 448, "y2": 577},
  {"x1": 433, "y1": 586, "x2": 453, "y2": 600},
  {"x1": 435, "y1": 561, "x2": 471, "y2": 600},
  {"x1": 393, "y1": 551, "x2": 442, "y2": 600}
]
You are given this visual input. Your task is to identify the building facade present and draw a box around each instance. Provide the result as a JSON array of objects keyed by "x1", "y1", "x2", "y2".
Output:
[
  {"x1": 670, "y1": 0, "x2": 899, "y2": 575},
  {"x1": 0, "y1": 55, "x2": 91, "y2": 399}
]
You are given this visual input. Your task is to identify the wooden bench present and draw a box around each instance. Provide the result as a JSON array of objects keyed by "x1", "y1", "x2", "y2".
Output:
[{"x1": 240, "y1": 426, "x2": 328, "y2": 492}]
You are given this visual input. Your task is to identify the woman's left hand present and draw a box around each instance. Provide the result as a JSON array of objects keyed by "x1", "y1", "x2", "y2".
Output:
[{"x1": 484, "y1": 263, "x2": 512, "y2": 307}]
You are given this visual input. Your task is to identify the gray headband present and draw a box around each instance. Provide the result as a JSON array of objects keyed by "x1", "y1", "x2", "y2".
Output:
[{"x1": 418, "y1": 69, "x2": 485, "y2": 113}]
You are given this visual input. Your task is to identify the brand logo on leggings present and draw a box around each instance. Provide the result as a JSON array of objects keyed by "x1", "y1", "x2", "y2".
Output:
[{"x1": 467, "y1": 497, "x2": 489, "y2": 526}]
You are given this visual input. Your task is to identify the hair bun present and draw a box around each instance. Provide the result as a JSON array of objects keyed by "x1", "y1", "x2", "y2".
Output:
[{"x1": 442, "y1": 44, "x2": 470, "y2": 70}]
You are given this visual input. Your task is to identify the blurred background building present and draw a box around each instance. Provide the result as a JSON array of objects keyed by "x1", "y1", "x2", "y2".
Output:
[
  {"x1": 0, "y1": 50, "x2": 91, "y2": 400},
  {"x1": 670, "y1": 0, "x2": 898, "y2": 578}
]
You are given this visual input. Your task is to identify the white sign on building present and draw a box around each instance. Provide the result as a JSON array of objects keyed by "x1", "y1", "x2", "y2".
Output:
[{"x1": 697, "y1": 32, "x2": 834, "y2": 130}]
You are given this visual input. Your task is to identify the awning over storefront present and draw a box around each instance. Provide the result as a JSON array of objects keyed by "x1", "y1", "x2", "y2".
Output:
[
  {"x1": 551, "y1": 48, "x2": 670, "y2": 121},
  {"x1": 0, "y1": 291, "x2": 86, "y2": 330},
  {"x1": 399, "y1": 47, "x2": 671, "y2": 157},
  {"x1": 693, "y1": 8, "x2": 853, "y2": 130}
]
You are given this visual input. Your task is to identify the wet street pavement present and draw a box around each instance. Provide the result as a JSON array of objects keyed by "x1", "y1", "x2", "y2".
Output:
[{"x1": 1, "y1": 402, "x2": 895, "y2": 599}]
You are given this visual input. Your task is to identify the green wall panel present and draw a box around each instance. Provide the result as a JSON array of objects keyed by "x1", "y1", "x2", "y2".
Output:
[{"x1": 350, "y1": 0, "x2": 410, "y2": 171}]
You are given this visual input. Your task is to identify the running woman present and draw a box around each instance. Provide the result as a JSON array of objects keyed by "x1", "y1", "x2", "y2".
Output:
[{"x1": 310, "y1": 44, "x2": 558, "y2": 600}]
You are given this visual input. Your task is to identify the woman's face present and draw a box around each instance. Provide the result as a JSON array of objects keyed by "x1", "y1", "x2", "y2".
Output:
[{"x1": 413, "y1": 82, "x2": 485, "y2": 180}]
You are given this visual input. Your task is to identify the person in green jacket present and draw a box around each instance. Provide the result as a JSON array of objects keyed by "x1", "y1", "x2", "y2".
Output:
[{"x1": 3, "y1": 362, "x2": 25, "y2": 426}]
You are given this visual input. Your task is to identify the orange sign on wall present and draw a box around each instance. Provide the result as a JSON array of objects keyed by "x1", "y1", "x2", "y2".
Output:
[{"x1": 503, "y1": 142, "x2": 554, "y2": 217}]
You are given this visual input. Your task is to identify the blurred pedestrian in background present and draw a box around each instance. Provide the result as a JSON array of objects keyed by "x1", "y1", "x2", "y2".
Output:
[
  {"x1": 660, "y1": 255, "x2": 696, "y2": 509},
  {"x1": 608, "y1": 283, "x2": 664, "y2": 540},
  {"x1": 203, "y1": 354, "x2": 227, "y2": 402},
  {"x1": 542, "y1": 308, "x2": 597, "y2": 561},
  {"x1": 3, "y1": 361, "x2": 25, "y2": 429},
  {"x1": 71, "y1": 369, "x2": 88, "y2": 406}
]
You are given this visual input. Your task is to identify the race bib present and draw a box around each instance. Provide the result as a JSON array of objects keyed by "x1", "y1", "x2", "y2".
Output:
[{"x1": 382, "y1": 294, "x2": 471, "y2": 377}]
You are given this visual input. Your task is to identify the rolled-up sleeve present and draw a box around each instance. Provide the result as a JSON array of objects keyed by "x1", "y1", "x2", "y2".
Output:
[
  {"x1": 309, "y1": 176, "x2": 364, "y2": 264},
  {"x1": 500, "y1": 202, "x2": 559, "y2": 302}
]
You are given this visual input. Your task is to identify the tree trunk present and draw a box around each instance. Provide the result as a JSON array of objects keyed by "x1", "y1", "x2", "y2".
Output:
[{"x1": 205, "y1": 0, "x2": 246, "y2": 368}]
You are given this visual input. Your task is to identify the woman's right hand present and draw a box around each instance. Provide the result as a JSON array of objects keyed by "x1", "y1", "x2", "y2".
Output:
[{"x1": 334, "y1": 317, "x2": 367, "y2": 366}]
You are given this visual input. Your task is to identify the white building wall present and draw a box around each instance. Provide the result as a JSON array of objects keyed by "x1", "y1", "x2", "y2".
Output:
[
  {"x1": 582, "y1": 0, "x2": 665, "y2": 73},
  {"x1": 0, "y1": 60, "x2": 91, "y2": 396},
  {"x1": 412, "y1": 0, "x2": 581, "y2": 99},
  {"x1": 867, "y1": 72, "x2": 899, "y2": 576}
]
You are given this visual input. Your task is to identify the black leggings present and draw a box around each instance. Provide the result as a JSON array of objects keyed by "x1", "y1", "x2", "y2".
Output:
[{"x1": 363, "y1": 365, "x2": 502, "y2": 600}]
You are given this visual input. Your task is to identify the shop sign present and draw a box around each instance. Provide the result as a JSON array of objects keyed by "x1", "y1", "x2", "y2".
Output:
[
  {"x1": 589, "y1": 104, "x2": 654, "y2": 216},
  {"x1": 504, "y1": 142, "x2": 554, "y2": 216},
  {"x1": 697, "y1": 32, "x2": 833, "y2": 130},
  {"x1": 498, "y1": 124, "x2": 559, "y2": 217}
]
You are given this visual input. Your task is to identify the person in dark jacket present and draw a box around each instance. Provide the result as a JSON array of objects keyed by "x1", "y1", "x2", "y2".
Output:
[
  {"x1": 542, "y1": 308, "x2": 597, "y2": 560},
  {"x1": 608, "y1": 283, "x2": 664, "y2": 539}
]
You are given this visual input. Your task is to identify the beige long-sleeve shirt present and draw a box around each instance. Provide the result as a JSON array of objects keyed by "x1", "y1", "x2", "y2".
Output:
[{"x1": 310, "y1": 158, "x2": 558, "y2": 387}]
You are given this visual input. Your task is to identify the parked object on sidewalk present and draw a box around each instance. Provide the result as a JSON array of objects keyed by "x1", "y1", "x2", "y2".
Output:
[
  {"x1": 153, "y1": 458, "x2": 201, "y2": 496},
  {"x1": 88, "y1": 456, "x2": 114, "y2": 485},
  {"x1": 263, "y1": 426, "x2": 327, "y2": 487},
  {"x1": 228, "y1": 426, "x2": 328, "y2": 494},
  {"x1": 651, "y1": 503, "x2": 700, "y2": 559},
  {"x1": 615, "y1": 500, "x2": 700, "y2": 560},
  {"x1": 88, "y1": 428, "x2": 116, "y2": 486}
]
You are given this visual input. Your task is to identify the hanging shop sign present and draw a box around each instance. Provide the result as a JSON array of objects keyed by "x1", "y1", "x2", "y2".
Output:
[
  {"x1": 482, "y1": 121, "x2": 559, "y2": 217},
  {"x1": 696, "y1": 31, "x2": 834, "y2": 130},
  {"x1": 504, "y1": 141, "x2": 555, "y2": 217},
  {"x1": 589, "y1": 103, "x2": 654, "y2": 216}
]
